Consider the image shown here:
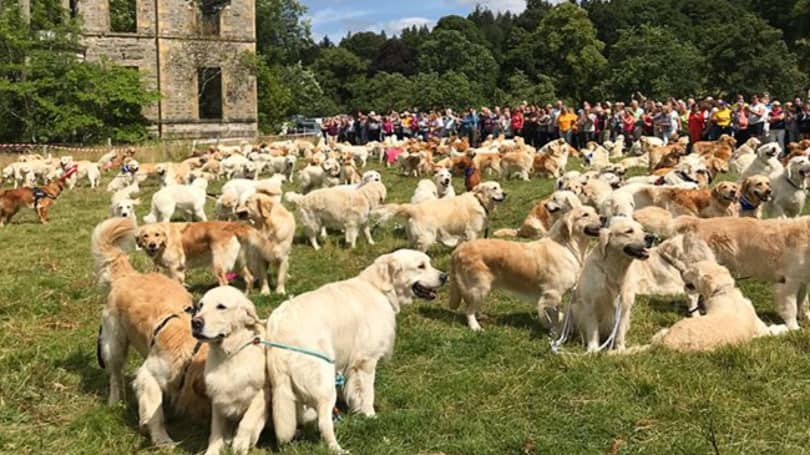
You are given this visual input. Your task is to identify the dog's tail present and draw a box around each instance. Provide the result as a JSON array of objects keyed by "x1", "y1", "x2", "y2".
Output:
[
  {"x1": 492, "y1": 227, "x2": 518, "y2": 238},
  {"x1": 270, "y1": 370, "x2": 298, "y2": 444},
  {"x1": 371, "y1": 203, "x2": 414, "y2": 226},
  {"x1": 91, "y1": 217, "x2": 138, "y2": 288},
  {"x1": 283, "y1": 191, "x2": 306, "y2": 208}
]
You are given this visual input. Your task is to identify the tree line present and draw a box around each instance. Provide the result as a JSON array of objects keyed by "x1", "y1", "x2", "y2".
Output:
[{"x1": 257, "y1": 0, "x2": 810, "y2": 131}]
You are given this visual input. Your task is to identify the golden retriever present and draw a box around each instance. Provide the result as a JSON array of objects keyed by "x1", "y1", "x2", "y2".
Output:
[
  {"x1": 284, "y1": 181, "x2": 387, "y2": 250},
  {"x1": 492, "y1": 190, "x2": 581, "y2": 239},
  {"x1": 673, "y1": 215, "x2": 810, "y2": 330},
  {"x1": 449, "y1": 206, "x2": 602, "y2": 332},
  {"x1": 570, "y1": 218, "x2": 654, "y2": 352},
  {"x1": 738, "y1": 175, "x2": 773, "y2": 218},
  {"x1": 136, "y1": 221, "x2": 267, "y2": 291},
  {"x1": 191, "y1": 286, "x2": 268, "y2": 455},
  {"x1": 237, "y1": 189, "x2": 295, "y2": 294},
  {"x1": 629, "y1": 260, "x2": 788, "y2": 353},
  {"x1": 93, "y1": 218, "x2": 209, "y2": 445},
  {"x1": 378, "y1": 181, "x2": 506, "y2": 251},
  {"x1": 266, "y1": 250, "x2": 446, "y2": 453}
]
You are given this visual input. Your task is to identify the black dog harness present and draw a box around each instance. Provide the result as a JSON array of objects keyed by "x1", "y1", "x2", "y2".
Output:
[{"x1": 31, "y1": 188, "x2": 56, "y2": 210}]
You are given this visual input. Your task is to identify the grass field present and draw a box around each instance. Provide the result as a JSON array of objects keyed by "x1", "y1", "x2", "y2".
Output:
[{"x1": 2, "y1": 155, "x2": 810, "y2": 455}]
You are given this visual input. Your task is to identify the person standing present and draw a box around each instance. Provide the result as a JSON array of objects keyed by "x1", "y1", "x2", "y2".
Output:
[
  {"x1": 768, "y1": 100, "x2": 786, "y2": 151},
  {"x1": 709, "y1": 100, "x2": 732, "y2": 140},
  {"x1": 510, "y1": 108, "x2": 524, "y2": 139},
  {"x1": 748, "y1": 94, "x2": 767, "y2": 140},
  {"x1": 687, "y1": 103, "x2": 704, "y2": 147},
  {"x1": 557, "y1": 107, "x2": 578, "y2": 145}
]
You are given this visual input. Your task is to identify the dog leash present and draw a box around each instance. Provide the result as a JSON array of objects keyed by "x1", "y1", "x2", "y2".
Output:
[{"x1": 242, "y1": 337, "x2": 347, "y2": 421}]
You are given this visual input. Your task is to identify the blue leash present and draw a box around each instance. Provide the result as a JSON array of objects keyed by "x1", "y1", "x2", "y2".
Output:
[{"x1": 245, "y1": 336, "x2": 346, "y2": 388}]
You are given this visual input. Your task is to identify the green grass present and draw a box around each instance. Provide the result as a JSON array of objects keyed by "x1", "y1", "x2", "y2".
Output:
[{"x1": 2, "y1": 158, "x2": 810, "y2": 454}]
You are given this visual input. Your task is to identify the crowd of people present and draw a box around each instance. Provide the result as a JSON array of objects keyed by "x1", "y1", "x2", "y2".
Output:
[{"x1": 319, "y1": 93, "x2": 810, "y2": 152}]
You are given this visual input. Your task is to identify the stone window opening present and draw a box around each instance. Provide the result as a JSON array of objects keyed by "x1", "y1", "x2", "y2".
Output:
[
  {"x1": 198, "y1": 0, "x2": 230, "y2": 36},
  {"x1": 198, "y1": 67, "x2": 223, "y2": 120},
  {"x1": 109, "y1": 0, "x2": 136, "y2": 33}
]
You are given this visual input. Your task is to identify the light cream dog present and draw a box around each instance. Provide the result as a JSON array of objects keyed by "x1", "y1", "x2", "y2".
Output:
[
  {"x1": 191, "y1": 286, "x2": 268, "y2": 455},
  {"x1": 266, "y1": 250, "x2": 446, "y2": 453},
  {"x1": 739, "y1": 142, "x2": 783, "y2": 182},
  {"x1": 633, "y1": 260, "x2": 788, "y2": 352},
  {"x1": 570, "y1": 218, "x2": 654, "y2": 352},
  {"x1": 767, "y1": 156, "x2": 810, "y2": 218},
  {"x1": 449, "y1": 206, "x2": 603, "y2": 332},
  {"x1": 379, "y1": 181, "x2": 506, "y2": 251},
  {"x1": 284, "y1": 181, "x2": 387, "y2": 249},
  {"x1": 673, "y1": 215, "x2": 810, "y2": 329}
]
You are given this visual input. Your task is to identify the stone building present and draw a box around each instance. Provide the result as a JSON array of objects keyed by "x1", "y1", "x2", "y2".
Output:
[{"x1": 26, "y1": 0, "x2": 258, "y2": 139}]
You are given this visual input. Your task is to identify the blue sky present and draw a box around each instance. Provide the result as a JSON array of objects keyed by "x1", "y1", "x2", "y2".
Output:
[{"x1": 302, "y1": 0, "x2": 528, "y2": 41}]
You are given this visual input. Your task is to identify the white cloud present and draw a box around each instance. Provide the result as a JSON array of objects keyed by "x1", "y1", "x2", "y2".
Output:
[
  {"x1": 452, "y1": 0, "x2": 527, "y2": 14},
  {"x1": 307, "y1": 8, "x2": 371, "y2": 26},
  {"x1": 383, "y1": 17, "x2": 435, "y2": 34}
]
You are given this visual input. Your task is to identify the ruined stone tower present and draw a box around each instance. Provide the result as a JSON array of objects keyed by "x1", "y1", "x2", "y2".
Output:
[{"x1": 63, "y1": 0, "x2": 258, "y2": 139}]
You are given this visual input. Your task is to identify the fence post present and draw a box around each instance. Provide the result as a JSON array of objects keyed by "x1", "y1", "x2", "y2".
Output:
[{"x1": 107, "y1": 137, "x2": 112, "y2": 151}]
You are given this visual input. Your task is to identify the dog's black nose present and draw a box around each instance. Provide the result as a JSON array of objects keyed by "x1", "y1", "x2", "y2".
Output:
[
  {"x1": 644, "y1": 234, "x2": 657, "y2": 248},
  {"x1": 439, "y1": 273, "x2": 448, "y2": 285},
  {"x1": 191, "y1": 318, "x2": 203, "y2": 332},
  {"x1": 148, "y1": 242, "x2": 157, "y2": 249},
  {"x1": 599, "y1": 216, "x2": 608, "y2": 226}
]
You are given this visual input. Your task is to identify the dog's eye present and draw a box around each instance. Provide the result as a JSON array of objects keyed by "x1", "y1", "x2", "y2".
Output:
[
  {"x1": 625, "y1": 229, "x2": 634, "y2": 234},
  {"x1": 418, "y1": 263, "x2": 426, "y2": 270},
  {"x1": 216, "y1": 304, "x2": 226, "y2": 310},
  {"x1": 685, "y1": 283, "x2": 696, "y2": 290}
]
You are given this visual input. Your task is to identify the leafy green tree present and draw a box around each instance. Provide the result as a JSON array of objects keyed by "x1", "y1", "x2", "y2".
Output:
[
  {"x1": 515, "y1": 0, "x2": 552, "y2": 31},
  {"x1": 253, "y1": 59, "x2": 293, "y2": 133},
  {"x1": 256, "y1": 0, "x2": 313, "y2": 65},
  {"x1": 434, "y1": 15, "x2": 486, "y2": 46},
  {"x1": 501, "y1": 70, "x2": 556, "y2": 106},
  {"x1": 533, "y1": 2, "x2": 607, "y2": 101},
  {"x1": 346, "y1": 72, "x2": 413, "y2": 113},
  {"x1": 340, "y1": 31, "x2": 387, "y2": 63},
  {"x1": 369, "y1": 38, "x2": 417, "y2": 75},
  {"x1": 606, "y1": 25, "x2": 706, "y2": 100},
  {"x1": 417, "y1": 29, "x2": 498, "y2": 88},
  {"x1": 0, "y1": 4, "x2": 154, "y2": 143},
  {"x1": 311, "y1": 47, "x2": 367, "y2": 111}
]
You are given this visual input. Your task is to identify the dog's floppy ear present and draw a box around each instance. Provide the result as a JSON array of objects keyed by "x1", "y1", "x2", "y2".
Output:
[
  {"x1": 598, "y1": 227, "x2": 611, "y2": 258},
  {"x1": 134, "y1": 229, "x2": 145, "y2": 248},
  {"x1": 364, "y1": 254, "x2": 398, "y2": 300},
  {"x1": 241, "y1": 301, "x2": 261, "y2": 327}
]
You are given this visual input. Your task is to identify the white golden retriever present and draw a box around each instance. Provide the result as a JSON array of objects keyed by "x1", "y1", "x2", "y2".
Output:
[
  {"x1": 739, "y1": 142, "x2": 783, "y2": 182},
  {"x1": 284, "y1": 181, "x2": 387, "y2": 249},
  {"x1": 297, "y1": 159, "x2": 341, "y2": 193},
  {"x1": 571, "y1": 218, "x2": 654, "y2": 352},
  {"x1": 191, "y1": 286, "x2": 268, "y2": 455},
  {"x1": 767, "y1": 156, "x2": 810, "y2": 218},
  {"x1": 143, "y1": 178, "x2": 208, "y2": 223},
  {"x1": 380, "y1": 181, "x2": 506, "y2": 251},
  {"x1": 266, "y1": 250, "x2": 446, "y2": 453}
]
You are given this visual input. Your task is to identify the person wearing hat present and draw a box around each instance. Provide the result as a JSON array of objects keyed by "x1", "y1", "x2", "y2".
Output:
[{"x1": 768, "y1": 100, "x2": 786, "y2": 151}]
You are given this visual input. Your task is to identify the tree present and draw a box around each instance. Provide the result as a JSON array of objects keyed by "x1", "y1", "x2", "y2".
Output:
[
  {"x1": 311, "y1": 47, "x2": 367, "y2": 111},
  {"x1": 417, "y1": 29, "x2": 498, "y2": 88},
  {"x1": 369, "y1": 38, "x2": 417, "y2": 76},
  {"x1": 340, "y1": 31, "x2": 387, "y2": 62},
  {"x1": 606, "y1": 25, "x2": 706, "y2": 100},
  {"x1": 346, "y1": 72, "x2": 413, "y2": 113},
  {"x1": 434, "y1": 15, "x2": 486, "y2": 46},
  {"x1": 500, "y1": 70, "x2": 556, "y2": 106},
  {"x1": 256, "y1": 0, "x2": 313, "y2": 65},
  {"x1": 533, "y1": 2, "x2": 607, "y2": 101},
  {"x1": 0, "y1": 4, "x2": 154, "y2": 143},
  {"x1": 515, "y1": 0, "x2": 552, "y2": 31}
]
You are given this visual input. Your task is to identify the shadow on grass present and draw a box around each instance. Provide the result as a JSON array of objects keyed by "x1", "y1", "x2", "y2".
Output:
[
  {"x1": 495, "y1": 311, "x2": 549, "y2": 339},
  {"x1": 418, "y1": 306, "x2": 466, "y2": 327},
  {"x1": 418, "y1": 306, "x2": 550, "y2": 339}
]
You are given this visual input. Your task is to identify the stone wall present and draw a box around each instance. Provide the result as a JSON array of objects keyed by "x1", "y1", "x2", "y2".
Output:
[{"x1": 77, "y1": 0, "x2": 257, "y2": 139}]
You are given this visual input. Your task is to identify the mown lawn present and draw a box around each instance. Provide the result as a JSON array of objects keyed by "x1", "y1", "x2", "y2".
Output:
[{"x1": 2, "y1": 156, "x2": 810, "y2": 454}]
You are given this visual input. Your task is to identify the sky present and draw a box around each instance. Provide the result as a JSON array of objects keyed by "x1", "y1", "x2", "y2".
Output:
[{"x1": 302, "y1": 0, "x2": 529, "y2": 41}]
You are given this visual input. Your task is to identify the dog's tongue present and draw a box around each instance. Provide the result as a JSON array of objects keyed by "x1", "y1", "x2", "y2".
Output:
[{"x1": 225, "y1": 272, "x2": 239, "y2": 281}]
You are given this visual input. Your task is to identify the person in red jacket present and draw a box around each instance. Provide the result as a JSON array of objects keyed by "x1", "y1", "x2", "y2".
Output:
[
  {"x1": 687, "y1": 103, "x2": 705, "y2": 145},
  {"x1": 510, "y1": 109, "x2": 524, "y2": 138}
]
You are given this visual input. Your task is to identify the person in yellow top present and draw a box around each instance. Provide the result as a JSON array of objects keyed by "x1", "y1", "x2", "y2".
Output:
[
  {"x1": 557, "y1": 107, "x2": 578, "y2": 144},
  {"x1": 709, "y1": 100, "x2": 732, "y2": 139}
]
